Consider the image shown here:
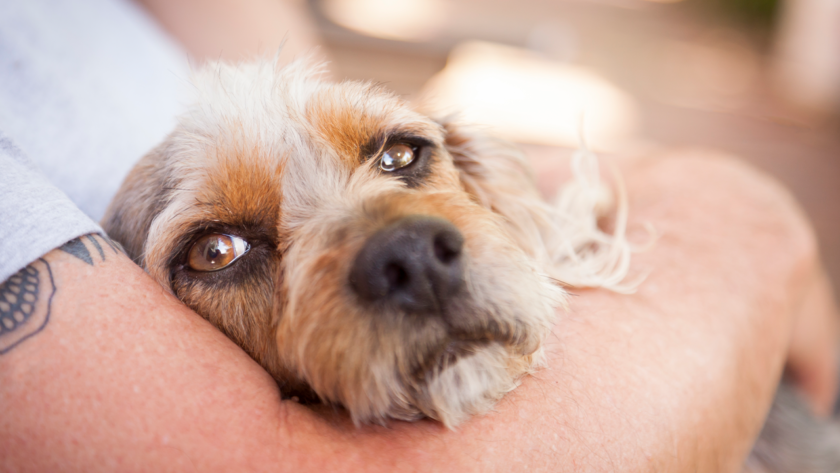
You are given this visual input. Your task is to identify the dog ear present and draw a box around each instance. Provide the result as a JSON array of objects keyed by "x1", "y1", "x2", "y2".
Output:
[
  {"x1": 437, "y1": 117, "x2": 555, "y2": 262},
  {"x1": 438, "y1": 117, "x2": 636, "y2": 292},
  {"x1": 100, "y1": 145, "x2": 172, "y2": 265}
]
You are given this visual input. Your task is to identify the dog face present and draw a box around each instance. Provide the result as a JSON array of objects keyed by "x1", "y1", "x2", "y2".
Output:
[{"x1": 102, "y1": 60, "x2": 565, "y2": 426}]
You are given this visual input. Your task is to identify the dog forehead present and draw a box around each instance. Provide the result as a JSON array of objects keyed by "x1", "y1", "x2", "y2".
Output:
[
  {"x1": 304, "y1": 81, "x2": 442, "y2": 163},
  {"x1": 183, "y1": 60, "x2": 441, "y2": 169},
  {"x1": 186, "y1": 60, "x2": 320, "y2": 150},
  {"x1": 153, "y1": 60, "x2": 449, "y2": 236}
]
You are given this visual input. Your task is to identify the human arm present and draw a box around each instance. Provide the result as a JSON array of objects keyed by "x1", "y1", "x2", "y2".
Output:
[{"x1": 2, "y1": 151, "x2": 834, "y2": 472}]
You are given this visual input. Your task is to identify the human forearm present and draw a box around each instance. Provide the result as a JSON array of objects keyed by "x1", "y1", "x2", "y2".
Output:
[{"x1": 0, "y1": 235, "x2": 286, "y2": 471}]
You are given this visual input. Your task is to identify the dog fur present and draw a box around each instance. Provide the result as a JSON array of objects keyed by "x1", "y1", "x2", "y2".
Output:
[{"x1": 101, "y1": 58, "x2": 631, "y2": 427}]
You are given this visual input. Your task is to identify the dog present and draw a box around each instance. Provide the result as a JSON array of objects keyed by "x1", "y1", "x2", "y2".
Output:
[
  {"x1": 100, "y1": 58, "x2": 630, "y2": 427},
  {"x1": 102, "y1": 58, "x2": 840, "y2": 470}
]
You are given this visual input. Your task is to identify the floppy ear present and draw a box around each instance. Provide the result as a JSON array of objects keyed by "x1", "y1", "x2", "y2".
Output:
[
  {"x1": 437, "y1": 117, "x2": 636, "y2": 292},
  {"x1": 100, "y1": 144, "x2": 172, "y2": 265},
  {"x1": 436, "y1": 117, "x2": 557, "y2": 264}
]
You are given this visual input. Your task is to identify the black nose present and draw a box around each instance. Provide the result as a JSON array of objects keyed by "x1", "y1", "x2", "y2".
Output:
[{"x1": 349, "y1": 215, "x2": 465, "y2": 313}]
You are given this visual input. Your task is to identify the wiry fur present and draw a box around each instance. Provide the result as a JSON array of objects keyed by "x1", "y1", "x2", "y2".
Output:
[
  {"x1": 102, "y1": 57, "x2": 630, "y2": 427},
  {"x1": 102, "y1": 57, "x2": 840, "y2": 470}
]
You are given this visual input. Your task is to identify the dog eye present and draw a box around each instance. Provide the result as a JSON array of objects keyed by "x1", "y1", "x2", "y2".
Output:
[
  {"x1": 188, "y1": 234, "x2": 250, "y2": 272},
  {"x1": 379, "y1": 143, "x2": 416, "y2": 172}
]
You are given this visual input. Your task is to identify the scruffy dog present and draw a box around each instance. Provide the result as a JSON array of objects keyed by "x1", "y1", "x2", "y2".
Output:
[{"x1": 101, "y1": 58, "x2": 630, "y2": 427}]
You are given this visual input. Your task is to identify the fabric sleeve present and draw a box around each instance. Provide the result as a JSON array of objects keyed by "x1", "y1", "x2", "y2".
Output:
[{"x1": 0, "y1": 133, "x2": 102, "y2": 282}]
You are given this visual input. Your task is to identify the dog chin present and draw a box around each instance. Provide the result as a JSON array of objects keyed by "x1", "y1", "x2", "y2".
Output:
[
  {"x1": 419, "y1": 343, "x2": 531, "y2": 427},
  {"x1": 366, "y1": 343, "x2": 539, "y2": 428}
]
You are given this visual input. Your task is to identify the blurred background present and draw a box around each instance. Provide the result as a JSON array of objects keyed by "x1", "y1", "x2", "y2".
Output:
[{"x1": 302, "y1": 0, "x2": 840, "y2": 294}]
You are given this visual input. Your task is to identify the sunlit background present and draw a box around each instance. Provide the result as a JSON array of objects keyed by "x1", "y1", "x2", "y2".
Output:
[{"x1": 307, "y1": 0, "x2": 840, "y2": 293}]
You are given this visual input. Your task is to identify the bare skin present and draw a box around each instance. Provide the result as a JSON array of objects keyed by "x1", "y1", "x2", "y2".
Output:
[{"x1": 1, "y1": 152, "x2": 836, "y2": 472}]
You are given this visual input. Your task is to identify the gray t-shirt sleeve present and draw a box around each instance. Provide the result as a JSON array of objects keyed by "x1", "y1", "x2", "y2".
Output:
[{"x1": 0, "y1": 133, "x2": 101, "y2": 282}]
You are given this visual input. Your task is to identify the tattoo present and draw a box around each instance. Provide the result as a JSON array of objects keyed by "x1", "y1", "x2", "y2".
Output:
[
  {"x1": 86, "y1": 234, "x2": 105, "y2": 261},
  {"x1": 103, "y1": 236, "x2": 122, "y2": 255},
  {"x1": 0, "y1": 259, "x2": 55, "y2": 354},
  {"x1": 0, "y1": 234, "x2": 119, "y2": 354},
  {"x1": 60, "y1": 238, "x2": 93, "y2": 265},
  {"x1": 59, "y1": 234, "x2": 119, "y2": 265}
]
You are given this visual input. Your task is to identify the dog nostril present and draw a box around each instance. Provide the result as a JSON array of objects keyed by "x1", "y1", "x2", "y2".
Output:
[
  {"x1": 433, "y1": 235, "x2": 461, "y2": 265},
  {"x1": 385, "y1": 262, "x2": 409, "y2": 289}
]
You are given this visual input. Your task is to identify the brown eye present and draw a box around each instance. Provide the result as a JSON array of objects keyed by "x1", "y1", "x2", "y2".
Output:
[
  {"x1": 188, "y1": 234, "x2": 250, "y2": 272},
  {"x1": 379, "y1": 143, "x2": 415, "y2": 171}
]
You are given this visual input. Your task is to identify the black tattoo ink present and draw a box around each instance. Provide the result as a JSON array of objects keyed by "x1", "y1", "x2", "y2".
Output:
[
  {"x1": 0, "y1": 259, "x2": 55, "y2": 354},
  {"x1": 104, "y1": 236, "x2": 121, "y2": 254},
  {"x1": 86, "y1": 234, "x2": 105, "y2": 261},
  {"x1": 59, "y1": 237, "x2": 93, "y2": 265}
]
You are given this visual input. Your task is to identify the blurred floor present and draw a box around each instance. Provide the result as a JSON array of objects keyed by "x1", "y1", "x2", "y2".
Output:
[{"x1": 309, "y1": 0, "x2": 840, "y2": 295}]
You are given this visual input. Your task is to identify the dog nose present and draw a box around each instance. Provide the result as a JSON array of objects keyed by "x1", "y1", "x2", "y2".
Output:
[{"x1": 349, "y1": 215, "x2": 465, "y2": 313}]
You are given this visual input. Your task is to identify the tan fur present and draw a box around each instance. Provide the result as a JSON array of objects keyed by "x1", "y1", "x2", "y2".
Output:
[
  {"x1": 102, "y1": 58, "x2": 628, "y2": 427},
  {"x1": 306, "y1": 84, "x2": 395, "y2": 165}
]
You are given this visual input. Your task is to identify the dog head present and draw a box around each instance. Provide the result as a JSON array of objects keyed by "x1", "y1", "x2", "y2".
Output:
[{"x1": 102, "y1": 59, "x2": 565, "y2": 426}]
